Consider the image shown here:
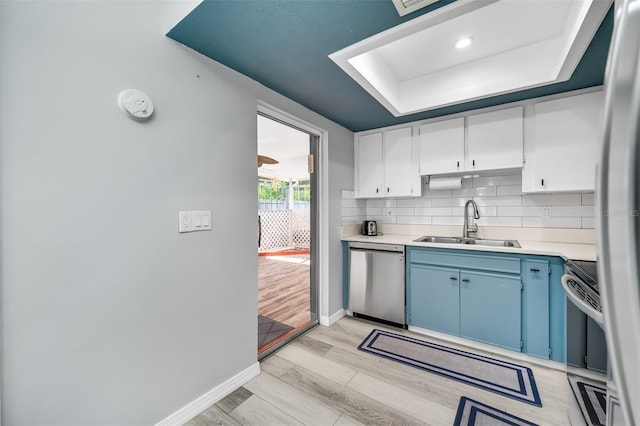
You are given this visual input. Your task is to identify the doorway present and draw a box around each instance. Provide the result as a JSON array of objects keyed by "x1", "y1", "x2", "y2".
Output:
[{"x1": 257, "y1": 113, "x2": 318, "y2": 358}]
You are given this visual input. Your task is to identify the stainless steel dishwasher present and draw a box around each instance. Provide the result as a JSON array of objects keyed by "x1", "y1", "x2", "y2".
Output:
[{"x1": 348, "y1": 242, "x2": 406, "y2": 327}]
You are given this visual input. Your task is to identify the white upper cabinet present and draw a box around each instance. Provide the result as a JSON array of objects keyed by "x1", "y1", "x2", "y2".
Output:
[
  {"x1": 523, "y1": 90, "x2": 603, "y2": 193},
  {"x1": 418, "y1": 108, "x2": 523, "y2": 175},
  {"x1": 418, "y1": 118, "x2": 465, "y2": 175},
  {"x1": 355, "y1": 127, "x2": 420, "y2": 198},
  {"x1": 384, "y1": 127, "x2": 420, "y2": 197},
  {"x1": 355, "y1": 132, "x2": 383, "y2": 198},
  {"x1": 467, "y1": 106, "x2": 524, "y2": 172}
]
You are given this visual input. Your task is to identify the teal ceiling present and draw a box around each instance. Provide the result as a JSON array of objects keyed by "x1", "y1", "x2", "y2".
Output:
[{"x1": 167, "y1": 0, "x2": 613, "y2": 132}]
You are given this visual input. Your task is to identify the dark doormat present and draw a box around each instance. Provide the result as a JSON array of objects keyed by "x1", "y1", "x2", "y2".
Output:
[
  {"x1": 258, "y1": 315, "x2": 294, "y2": 348},
  {"x1": 453, "y1": 397, "x2": 538, "y2": 426},
  {"x1": 359, "y1": 329, "x2": 542, "y2": 407}
]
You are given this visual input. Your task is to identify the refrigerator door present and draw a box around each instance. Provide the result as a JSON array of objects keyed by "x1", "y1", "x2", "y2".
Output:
[{"x1": 597, "y1": 0, "x2": 640, "y2": 425}]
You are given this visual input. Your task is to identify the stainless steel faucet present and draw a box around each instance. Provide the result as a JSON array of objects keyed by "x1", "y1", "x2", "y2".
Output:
[{"x1": 463, "y1": 199, "x2": 480, "y2": 239}]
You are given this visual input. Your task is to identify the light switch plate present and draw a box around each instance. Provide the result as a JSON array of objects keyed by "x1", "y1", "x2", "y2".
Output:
[{"x1": 179, "y1": 211, "x2": 212, "y2": 233}]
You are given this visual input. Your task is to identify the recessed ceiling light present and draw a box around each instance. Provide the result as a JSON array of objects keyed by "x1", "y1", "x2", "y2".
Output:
[{"x1": 454, "y1": 36, "x2": 474, "y2": 49}]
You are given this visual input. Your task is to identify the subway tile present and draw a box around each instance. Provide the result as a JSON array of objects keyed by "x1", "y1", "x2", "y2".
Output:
[
  {"x1": 340, "y1": 207, "x2": 365, "y2": 217},
  {"x1": 476, "y1": 216, "x2": 522, "y2": 227},
  {"x1": 414, "y1": 207, "x2": 452, "y2": 216},
  {"x1": 582, "y1": 193, "x2": 595, "y2": 205},
  {"x1": 340, "y1": 198, "x2": 361, "y2": 208},
  {"x1": 432, "y1": 216, "x2": 465, "y2": 226},
  {"x1": 473, "y1": 196, "x2": 523, "y2": 207},
  {"x1": 522, "y1": 217, "x2": 582, "y2": 228},
  {"x1": 421, "y1": 189, "x2": 453, "y2": 198},
  {"x1": 396, "y1": 199, "x2": 415, "y2": 208},
  {"x1": 366, "y1": 207, "x2": 382, "y2": 216},
  {"x1": 402, "y1": 198, "x2": 433, "y2": 208},
  {"x1": 452, "y1": 206, "x2": 497, "y2": 217},
  {"x1": 582, "y1": 218, "x2": 595, "y2": 229},
  {"x1": 431, "y1": 197, "x2": 466, "y2": 207},
  {"x1": 341, "y1": 189, "x2": 355, "y2": 199},
  {"x1": 452, "y1": 186, "x2": 497, "y2": 197},
  {"x1": 522, "y1": 194, "x2": 582, "y2": 206},
  {"x1": 367, "y1": 199, "x2": 397, "y2": 208},
  {"x1": 389, "y1": 207, "x2": 414, "y2": 216},
  {"x1": 552, "y1": 205, "x2": 595, "y2": 218},
  {"x1": 473, "y1": 174, "x2": 522, "y2": 187},
  {"x1": 367, "y1": 215, "x2": 395, "y2": 224},
  {"x1": 497, "y1": 206, "x2": 543, "y2": 217},
  {"x1": 341, "y1": 217, "x2": 364, "y2": 225},
  {"x1": 497, "y1": 185, "x2": 523, "y2": 196},
  {"x1": 397, "y1": 216, "x2": 432, "y2": 225}
]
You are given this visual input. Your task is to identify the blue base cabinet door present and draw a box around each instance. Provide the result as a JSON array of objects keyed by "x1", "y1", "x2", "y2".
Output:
[
  {"x1": 459, "y1": 270, "x2": 522, "y2": 351},
  {"x1": 525, "y1": 259, "x2": 550, "y2": 359},
  {"x1": 409, "y1": 265, "x2": 460, "y2": 335}
]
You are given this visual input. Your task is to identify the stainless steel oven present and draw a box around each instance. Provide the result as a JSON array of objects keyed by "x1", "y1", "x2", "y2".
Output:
[{"x1": 562, "y1": 260, "x2": 608, "y2": 426}]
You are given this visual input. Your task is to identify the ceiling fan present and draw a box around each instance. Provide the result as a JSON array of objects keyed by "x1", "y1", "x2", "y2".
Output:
[{"x1": 257, "y1": 155, "x2": 278, "y2": 167}]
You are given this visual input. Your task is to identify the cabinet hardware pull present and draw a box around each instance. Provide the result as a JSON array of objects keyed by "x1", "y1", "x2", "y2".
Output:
[
  {"x1": 457, "y1": 161, "x2": 460, "y2": 167},
  {"x1": 376, "y1": 188, "x2": 379, "y2": 193},
  {"x1": 541, "y1": 179, "x2": 544, "y2": 186},
  {"x1": 472, "y1": 160, "x2": 475, "y2": 166},
  {"x1": 387, "y1": 187, "x2": 390, "y2": 193},
  {"x1": 450, "y1": 277, "x2": 458, "y2": 281},
  {"x1": 530, "y1": 268, "x2": 540, "y2": 272},
  {"x1": 461, "y1": 278, "x2": 470, "y2": 283}
]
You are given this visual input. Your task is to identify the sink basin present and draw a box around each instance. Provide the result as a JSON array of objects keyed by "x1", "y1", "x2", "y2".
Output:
[
  {"x1": 461, "y1": 238, "x2": 521, "y2": 248},
  {"x1": 413, "y1": 236, "x2": 521, "y2": 248},
  {"x1": 413, "y1": 236, "x2": 464, "y2": 244}
]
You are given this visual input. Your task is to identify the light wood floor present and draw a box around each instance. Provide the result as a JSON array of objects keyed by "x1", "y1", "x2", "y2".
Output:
[
  {"x1": 258, "y1": 255, "x2": 310, "y2": 329},
  {"x1": 186, "y1": 316, "x2": 571, "y2": 426}
]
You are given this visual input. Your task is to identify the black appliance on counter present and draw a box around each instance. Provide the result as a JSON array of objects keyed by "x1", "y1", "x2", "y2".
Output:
[{"x1": 361, "y1": 220, "x2": 377, "y2": 236}]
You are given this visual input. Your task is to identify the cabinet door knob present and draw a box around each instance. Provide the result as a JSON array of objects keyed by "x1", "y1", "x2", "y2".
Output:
[
  {"x1": 376, "y1": 188, "x2": 379, "y2": 193},
  {"x1": 530, "y1": 268, "x2": 540, "y2": 273},
  {"x1": 450, "y1": 276, "x2": 458, "y2": 281},
  {"x1": 461, "y1": 278, "x2": 470, "y2": 283}
]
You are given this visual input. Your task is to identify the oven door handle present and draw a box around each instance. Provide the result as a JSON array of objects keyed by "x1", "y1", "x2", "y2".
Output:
[{"x1": 561, "y1": 274, "x2": 604, "y2": 328}]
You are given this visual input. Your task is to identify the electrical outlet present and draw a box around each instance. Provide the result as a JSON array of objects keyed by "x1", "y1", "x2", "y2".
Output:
[
  {"x1": 179, "y1": 211, "x2": 212, "y2": 233},
  {"x1": 543, "y1": 207, "x2": 551, "y2": 217},
  {"x1": 179, "y1": 211, "x2": 192, "y2": 233}
]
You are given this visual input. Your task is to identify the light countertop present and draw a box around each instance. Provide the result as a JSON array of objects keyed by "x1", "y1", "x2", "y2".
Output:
[{"x1": 342, "y1": 233, "x2": 596, "y2": 261}]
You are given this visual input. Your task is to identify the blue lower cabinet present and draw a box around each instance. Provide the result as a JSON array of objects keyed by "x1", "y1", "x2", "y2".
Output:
[
  {"x1": 459, "y1": 270, "x2": 522, "y2": 351},
  {"x1": 409, "y1": 265, "x2": 460, "y2": 335},
  {"x1": 524, "y1": 259, "x2": 550, "y2": 359}
]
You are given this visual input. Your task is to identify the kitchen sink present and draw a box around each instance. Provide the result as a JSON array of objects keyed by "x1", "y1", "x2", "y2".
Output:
[
  {"x1": 413, "y1": 236, "x2": 464, "y2": 244},
  {"x1": 413, "y1": 236, "x2": 521, "y2": 248}
]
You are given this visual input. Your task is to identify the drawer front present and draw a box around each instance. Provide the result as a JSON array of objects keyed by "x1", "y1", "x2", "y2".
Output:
[{"x1": 409, "y1": 249, "x2": 520, "y2": 274}]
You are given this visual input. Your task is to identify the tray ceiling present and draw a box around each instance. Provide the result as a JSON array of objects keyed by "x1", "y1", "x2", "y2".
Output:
[{"x1": 167, "y1": 0, "x2": 614, "y2": 132}]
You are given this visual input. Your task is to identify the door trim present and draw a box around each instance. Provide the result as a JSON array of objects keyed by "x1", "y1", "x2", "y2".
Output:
[{"x1": 256, "y1": 101, "x2": 330, "y2": 325}]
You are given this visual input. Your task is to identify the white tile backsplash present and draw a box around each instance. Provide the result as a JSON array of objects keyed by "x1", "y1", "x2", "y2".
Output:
[
  {"x1": 452, "y1": 186, "x2": 497, "y2": 197},
  {"x1": 432, "y1": 216, "x2": 465, "y2": 226},
  {"x1": 397, "y1": 216, "x2": 432, "y2": 225},
  {"x1": 342, "y1": 173, "x2": 596, "y2": 230},
  {"x1": 582, "y1": 193, "x2": 595, "y2": 205},
  {"x1": 522, "y1": 194, "x2": 582, "y2": 206},
  {"x1": 414, "y1": 207, "x2": 453, "y2": 216}
]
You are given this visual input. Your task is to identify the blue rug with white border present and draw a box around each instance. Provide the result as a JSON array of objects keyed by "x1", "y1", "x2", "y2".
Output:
[{"x1": 358, "y1": 329, "x2": 542, "y2": 407}]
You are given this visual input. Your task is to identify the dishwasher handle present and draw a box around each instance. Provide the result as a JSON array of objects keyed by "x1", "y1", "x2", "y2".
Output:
[{"x1": 348, "y1": 242, "x2": 405, "y2": 253}]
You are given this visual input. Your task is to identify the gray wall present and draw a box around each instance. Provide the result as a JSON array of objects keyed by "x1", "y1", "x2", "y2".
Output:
[{"x1": 0, "y1": 1, "x2": 353, "y2": 424}]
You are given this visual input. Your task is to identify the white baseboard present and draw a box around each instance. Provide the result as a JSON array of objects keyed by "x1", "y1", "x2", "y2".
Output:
[
  {"x1": 320, "y1": 309, "x2": 346, "y2": 326},
  {"x1": 408, "y1": 325, "x2": 566, "y2": 372},
  {"x1": 156, "y1": 362, "x2": 261, "y2": 426}
]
